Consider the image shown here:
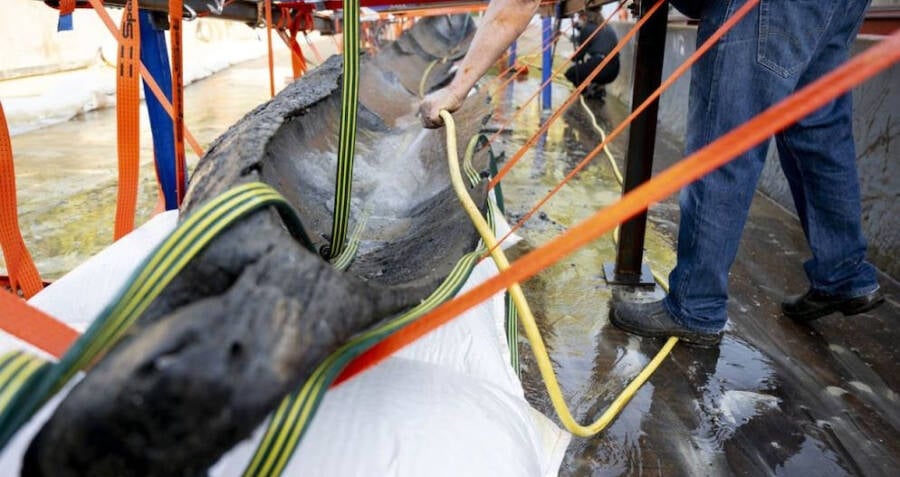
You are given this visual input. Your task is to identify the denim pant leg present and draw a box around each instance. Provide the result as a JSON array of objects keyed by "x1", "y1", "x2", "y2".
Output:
[
  {"x1": 663, "y1": 0, "x2": 852, "y2": 331},
  {"x1": 773, "y1": 0, "x2": 877, "y2": 298}
]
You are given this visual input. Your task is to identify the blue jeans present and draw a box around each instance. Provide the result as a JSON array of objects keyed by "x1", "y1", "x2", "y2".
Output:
[{"x1": 663, "y1": 0, "x2": 878, "y2": 333}]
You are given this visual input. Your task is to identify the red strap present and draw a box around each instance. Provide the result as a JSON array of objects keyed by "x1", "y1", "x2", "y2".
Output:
[
  {"x1": 335, "y1": 30, "x2": 900, "y2": 387},
  {"x1": 277, "y1": 29, "x2": 308, "y2": 79},
  {"x1": 291, "y1": 34, "x2": 308, "y2": 78},
  {"x1": 0, "y1": 102, "x2": 43, "y2": 299},
  {"x1": 58, "y1": 0, "x2": 76, "y2": 15},
  {"x1": 169, "y1": 0, "x2": 187, "y2": 205},
  {"x1": 113, "y1": 0, "x2": 142, "y2": 240},
  {"x1": 0, "y1": 291, "x2": 79, "y2": 359}
]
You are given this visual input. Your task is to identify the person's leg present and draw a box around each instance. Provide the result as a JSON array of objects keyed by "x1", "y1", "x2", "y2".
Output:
[
  {"x1": 592, "y1": 56, "x2": 619, "y2": 86},
  {"x1": 564, "y1": 64, "x2": 579, "y2": 86},
  {"x1": 566, "y1": 55, "x2": 617, "y2": 89},
  {"x1": 613, "y1": 0, "x2": 843, "y2": 342},
  {"x1": 775, "y1": 0, "x2": 881, "y2": 320},
  {"x1": 662, "y1": 0, "x2": 783, "y2": 333}
]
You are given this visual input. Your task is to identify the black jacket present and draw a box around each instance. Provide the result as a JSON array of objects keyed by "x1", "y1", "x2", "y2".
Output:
[{"x1": 572, "y1": 21, "x2": 619, "y2": 66}]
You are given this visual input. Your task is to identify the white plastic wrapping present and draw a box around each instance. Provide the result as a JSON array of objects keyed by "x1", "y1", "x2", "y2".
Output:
[{"x1": 1, "y1": 204, "x2": 570, "y2": 476}]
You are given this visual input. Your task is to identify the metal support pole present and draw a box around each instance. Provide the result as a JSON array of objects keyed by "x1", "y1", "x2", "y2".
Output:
[
  {"x1": 605, "y1": 0, "x2": 669, "y2": 286},
  {"x1": 541, "y1": 15, "x2": 553, "y2": 110},
  {"x1": 509, "y1": 41, "x2": 518, "y2": 69}
]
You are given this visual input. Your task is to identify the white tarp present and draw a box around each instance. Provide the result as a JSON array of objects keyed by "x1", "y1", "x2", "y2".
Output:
[{"x1": 1, "y1": 205, "x2": 570, "y2": 476}]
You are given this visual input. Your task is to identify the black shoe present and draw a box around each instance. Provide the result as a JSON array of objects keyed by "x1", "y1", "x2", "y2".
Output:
[
  {"x1": 782, "y1": 287, "x2": 884, "y2": 322},
  {"x1": 611, "y1": 299, "x2": 723, "y2": 348}
]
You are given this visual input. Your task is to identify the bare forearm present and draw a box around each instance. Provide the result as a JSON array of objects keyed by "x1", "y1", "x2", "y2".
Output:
[
  {"x1": 418, "y1": 0, "x2": 539, "y2": 128},
  {"x1": 446, "y1": 0, "x2": 541, "y2": 99}
]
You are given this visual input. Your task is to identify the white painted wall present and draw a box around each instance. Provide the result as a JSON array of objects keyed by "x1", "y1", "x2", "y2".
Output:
[{"x1": 0, "y1": 0, "x2": 271, "y2": 133}]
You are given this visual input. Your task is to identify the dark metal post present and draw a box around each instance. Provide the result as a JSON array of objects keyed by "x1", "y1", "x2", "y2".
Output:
[{"x1": 606, "y1": 0, "x2": 669, "y2": 286}]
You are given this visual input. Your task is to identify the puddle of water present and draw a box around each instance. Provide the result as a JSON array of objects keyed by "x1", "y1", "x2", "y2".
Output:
[{"x1": 490, "y1": 76, "x2": 677, "y2": 396}]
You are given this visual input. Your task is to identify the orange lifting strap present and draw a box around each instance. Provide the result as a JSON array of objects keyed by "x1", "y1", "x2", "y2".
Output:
[
  {"x1": 85, "y1": 0, "x2": 205, "y2": 159},
  {"x1": 58, "y1": 0, "x2": 76, "y2": 18},
  {"x1": 0, "y1": 292, "x2": 78, "y2": 359},
  {"x1": 336, "y1": 30, "x2": 900, "y2": 386},
  {"x1": 275, "y1": 8, "x2": 309, "y2": 80},
  {"x1": 0, "y1": 102, "x2": 44, "y2": 299},
  {"x1": 277, "y1": 29, "x2": 308, "y2": 80},
  {"x1": 59, "y1": 0, "x2": 76, "y2": 13},
  {"x1": 113, "y1": 0, "x2": 142, "y2": 240}
]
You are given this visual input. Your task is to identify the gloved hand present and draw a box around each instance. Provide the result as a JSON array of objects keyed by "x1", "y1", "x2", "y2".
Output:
[{"x1": 419, "y1": 87, "x2": 465, "y2": 129}]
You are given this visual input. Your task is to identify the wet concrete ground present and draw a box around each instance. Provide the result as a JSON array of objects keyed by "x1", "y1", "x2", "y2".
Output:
[
  {"x1": 3, "y1": 42, "x2": 898, "y2": 475},
  {"x1": 491, "y1": 73, "x2": 899, "y2": 476}
]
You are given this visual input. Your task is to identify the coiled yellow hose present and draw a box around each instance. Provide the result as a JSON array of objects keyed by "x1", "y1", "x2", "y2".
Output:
[{"x1": 440, "y1": 109, "x2": 677, "y2": 437}]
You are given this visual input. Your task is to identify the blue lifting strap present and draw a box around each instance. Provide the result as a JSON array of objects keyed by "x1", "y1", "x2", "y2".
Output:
[{"x1": 139, "y1": 10, "x2": 182, "y2": 210}]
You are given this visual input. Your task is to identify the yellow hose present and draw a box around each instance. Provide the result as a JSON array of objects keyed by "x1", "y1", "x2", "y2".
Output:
[
  {"x1": 577, "y1": 95, "x2": 673, "y2": 289},
  {"x1": 440, "y1": 110, "x2": 677, "y2": 437},
  {"x1": 419, "y1": 58, "x2": 444, "y2": 99}
]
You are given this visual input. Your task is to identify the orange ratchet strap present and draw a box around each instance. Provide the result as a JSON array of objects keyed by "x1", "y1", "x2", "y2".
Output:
[
  {"x1": 113, "y1": 0, "x2": 142, "y2": 240},
  {"x1": 58, "y1": 0, "x2": 76, "y2": 15},
  {"x1": 278, "y1": 29, "x2": 308, "y2": 79},
  {"x1": 85, "y1": 0, "x2": 204, "y2": 160},
  {"x1": 335, "y1": 31, "x2": 900, "y2": 386},
  {"x1": 0, "y1": 292, "x2": 78, "y2": 359},
  {"x1": 0, "y1": 102, "x2": 43, "y2": 299}
]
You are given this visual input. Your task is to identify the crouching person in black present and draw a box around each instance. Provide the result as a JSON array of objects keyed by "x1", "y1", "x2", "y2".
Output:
[{"x1": 564, "y1": 10, "x2": 620, "y2": 101}]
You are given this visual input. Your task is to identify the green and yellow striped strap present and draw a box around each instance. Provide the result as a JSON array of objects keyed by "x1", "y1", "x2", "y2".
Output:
[
  {"x1": 329, "y1": 0, "x2": 361, "y2": 258},
  {"x1": 505, "y1": 292, "x2": 520, "y2": 375},
  {"x1": 488, "y1": 146, "x2": 506, "y2": 214},
  {"x1": 0, "y1": 182, "x2": 315, "y2": 447},
  {"x1": 0, "y1": 351, "x2": 49, "y2": 415},
  {"x1": 243, "y1": 154, "x2": 499, "y2": 477},
  {"x1": 463, "y1": 134, "x2": 482, "y2": 185},
  {"x1": 330, "y1": 212, "x2": 368, "y2": 271},
  {"x1": 466, "y1": 136, "x2": 516, "y2": 371},
  {"x1": 242, "y1": 248, "x2": 483, "y2": 477}
]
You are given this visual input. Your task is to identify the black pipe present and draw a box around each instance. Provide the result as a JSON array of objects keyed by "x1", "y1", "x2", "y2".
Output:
[{"x1": 613, "y1": 0, "x2": 668, "y2": 284}]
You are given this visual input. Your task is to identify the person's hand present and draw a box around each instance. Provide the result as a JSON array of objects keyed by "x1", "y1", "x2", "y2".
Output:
[{"x1": 419, "y1": 87, "x2": 465, "y2": 128}]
